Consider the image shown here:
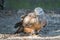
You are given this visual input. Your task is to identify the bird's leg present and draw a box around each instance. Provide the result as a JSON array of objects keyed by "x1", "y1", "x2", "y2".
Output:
[
  {"x1": 30, "y1": 30, "x2": 39, "y2": 36},
  {"x1": 32, "y1": 33, "x2": 39, "y2": 37}
]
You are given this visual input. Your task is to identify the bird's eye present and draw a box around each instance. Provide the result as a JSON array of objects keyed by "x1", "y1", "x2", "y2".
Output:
[{"x1": 40, "y1": 11, "x2": 42, "y2": 13}]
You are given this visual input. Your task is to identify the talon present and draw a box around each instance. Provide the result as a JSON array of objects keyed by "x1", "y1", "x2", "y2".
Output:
[{"x1": 32, "y1": 34, "x2": 39, "y2": 37}]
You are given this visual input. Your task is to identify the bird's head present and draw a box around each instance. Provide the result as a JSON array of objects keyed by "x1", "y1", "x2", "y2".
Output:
[{"x1": 34, "y1": 7, "x2": 44, "y2": 16}]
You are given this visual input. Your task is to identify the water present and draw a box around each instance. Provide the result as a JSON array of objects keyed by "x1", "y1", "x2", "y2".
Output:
[
  {"x1": 40, "y1": 14, "x2": 60, "y2": 36},
  {"x1": 0, "y1": 10, "x2": 60, "y2": 37}
]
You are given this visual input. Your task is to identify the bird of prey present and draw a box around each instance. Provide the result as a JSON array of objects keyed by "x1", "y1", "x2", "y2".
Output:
[{"x1": 14, "y1": 7, "x2": 47, "y2": 36}]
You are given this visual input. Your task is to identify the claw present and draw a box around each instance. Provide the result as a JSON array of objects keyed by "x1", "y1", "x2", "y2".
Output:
[{"x1": 32, "y1": 34, "x2": 39, "y2": 37}]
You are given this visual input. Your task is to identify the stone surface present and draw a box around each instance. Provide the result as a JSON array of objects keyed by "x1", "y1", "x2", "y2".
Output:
[{"x1": 0, "y1": 34, "x2": 60, "y2": 40}]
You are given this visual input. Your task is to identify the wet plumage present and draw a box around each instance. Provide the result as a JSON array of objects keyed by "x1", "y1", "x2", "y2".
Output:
[{"x1": 14, "y1": 7, "x2": 47, "y2": 36}]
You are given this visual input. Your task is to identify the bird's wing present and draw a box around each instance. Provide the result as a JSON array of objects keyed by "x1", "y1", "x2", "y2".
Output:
[{"x1": 14, "y1": 20, "x2": 23, "y2": 28}]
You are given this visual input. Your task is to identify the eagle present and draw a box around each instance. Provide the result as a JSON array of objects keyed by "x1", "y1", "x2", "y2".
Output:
[{"x1": 14, "y1": 7, "x2": 47, "y2": 36}]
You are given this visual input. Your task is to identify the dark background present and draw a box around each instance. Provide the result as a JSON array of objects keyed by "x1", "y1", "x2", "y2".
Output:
[{"x1": 0, "y1": 0, "x2": 60, "y2": 10}]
